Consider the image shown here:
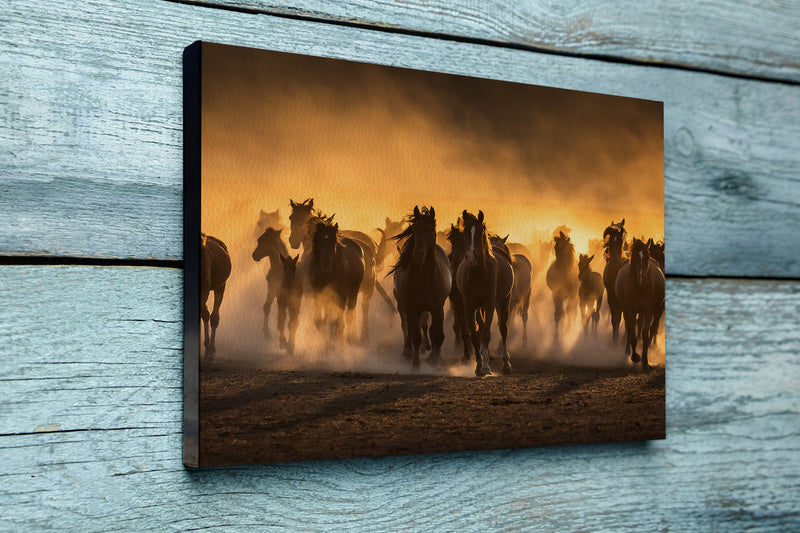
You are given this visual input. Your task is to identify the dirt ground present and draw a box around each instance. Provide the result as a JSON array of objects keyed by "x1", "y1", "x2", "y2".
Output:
[{"x1": 198, "y1": 355, "x2": 665, "y2": 466}]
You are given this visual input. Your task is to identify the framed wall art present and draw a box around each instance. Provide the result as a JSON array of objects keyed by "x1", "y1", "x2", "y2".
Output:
[{"x1": 183, "y1": 41, "x2": 665, "y2": 467}]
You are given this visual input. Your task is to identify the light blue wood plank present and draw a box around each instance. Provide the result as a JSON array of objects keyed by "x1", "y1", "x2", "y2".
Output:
[
  {"x1": 1, "y1": 266, "x2": 798, "y2": 530},
  {"x1": 191, "y1": 0, "x2": 800, "y2": 82},
  {"x1": 0, "y1": 0, "x2": 799, "y2": 276}
]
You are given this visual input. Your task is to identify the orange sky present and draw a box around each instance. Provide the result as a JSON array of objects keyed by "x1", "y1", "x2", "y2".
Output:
[{"x1": 201, "y1": 42, "x2": 663, "y2": 255}]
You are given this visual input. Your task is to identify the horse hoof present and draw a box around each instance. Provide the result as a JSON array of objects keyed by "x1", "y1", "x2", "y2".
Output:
[
  {"x1": 631, "y1": 352, "x2": 641, "y2": 363},
  {"x1": 502, "y1": 362, "x2": 512, "y2": 375}
]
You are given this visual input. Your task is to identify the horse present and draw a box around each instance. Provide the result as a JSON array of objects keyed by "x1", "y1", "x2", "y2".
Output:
[
  {"x1": 457, "y1": 210, "x2": 514, "y2": 376},
  {"x1": 578, "y1": 254, "x2": 605, "y2": 336},
  {"x1": 646, "y1": 238, "x2": 666, "y2": 347},
  {"x1": 289, "y1": 198, "x2": 392, "y2": 341},
  {"x1": 615, "y1": 238, "x2": 665, "y2": 368},
  {"x1": 546, "y1": 230, "x2": 579, "y2": 344},
  {"x1": 446, "y1": 220, "x2": 469, "y2": 359},
  {"x1": 307, "y1": 218, "x2": 365, "y2": 342},
  {"x1": 277, "y1": 254, "x2": 303, "y2": 354},
  {"x1": 490, "y1": 235, "x2": 532, "y2": 350},
  {"x1": 375, "y1": 217, "x2": 405, "y2": 273},
  {"x1": 390, "y1": 206, "x2": 451, "y2": 369},
  {"x1": 603, "y1": 219, "x2": 627, "y2": 342},
  {"x1": 200, "y1": 233, "x2": 231, "y2": 360},
  {"x1": 252, "y1": 227, "x2": 289, "y2": 339},
  {"x1": 256, "y1": 208, "x2": 284, "y2": 233}
]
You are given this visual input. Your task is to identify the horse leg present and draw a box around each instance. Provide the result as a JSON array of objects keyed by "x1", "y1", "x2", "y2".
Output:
[
  {"x1": 358, "y1": 291, "x2": 372, "y2": 344},
  {"x1": 420, "y1": 311, "x2": 432, "y2": 352},
  {"x1": 277, "y1": 302, "x2": 288, "y2": 351},
  {"x1": 287, "y1": 307, "x2": 299, "y2": 355},
  {"x1": 478, "y1": 304, "x2": 494, "y2": 376},
  {"x1": 201, "y1": 293, "x2": 211, "y2": 358},
  {"x1": 579, "y1": 300, "x2": 589, "y2": 335},
  {"x1": 497, "y1": 298, "x2": 512, "y2": 375},
  {"x1": 428, "y1": 306, "x2": 445, "y2": 366},
  {"x1": 594, "y1": 292, "x2": 603, "y2": 337},
  {"x1": 313, "y1": 293, "x2": 326, "y2": 335},
  {"x1": 650, "y1": 303, "x2": 664, "y2": 348},
  {"x1": 407, "y1": 307, "x2": 423, "y2": 370},
  {"x1": 520, "y1": 291, "x2": 530, "y2": 350},
  {"x1": 262, "y1": 287, "x2": 276, "y2": 339},
  {"x1": 209, "y1": 284, "x2": 226, "y2": 356},
  {"x1": 610, "y1": 298, "x2": 621, "y2": 344},
  {"x1": 552, "y1": 295, "x2": 563, "y2": 345},
  {"x1": 640, "y1": 312, "x2": 652, "y2": 369},
  {"x1": 625, "y1": 311, "x2": 639, "y2": 363},
  {"x1": 465, "y1": 305, "x2": 482, "y2": 374},
  {"x1": 398, "y1": 301, "x2": 412, "y2": 359}
]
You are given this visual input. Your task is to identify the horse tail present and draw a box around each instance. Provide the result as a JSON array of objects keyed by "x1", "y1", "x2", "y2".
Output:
[{"x1": 374, "y1": 281, "x2": 395, "y2": 312}]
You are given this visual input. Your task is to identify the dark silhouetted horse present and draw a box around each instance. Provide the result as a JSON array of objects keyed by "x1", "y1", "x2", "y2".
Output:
[
  {"x1": 252, "y1": 227, "x2": 289, "y2": 339},
  {"x1": 578, "y1": 253, "x2": 604, "y2": 336},
  {"x1": 289, "y1": 198, "x2": 391, "y2": 341},
  {"x1": 603, "y1": 219, "x2": 627, "y2": 342},
  {"x1": 646, "y1": 238, "x2": 666, "y2": 348},
  {"x1": 615, "y1": 238, "x2": 665, "y2": 368},
  {"x1": 546, "y1": 231, "x2": 579, "y2": 344},
  {"x1": 491, "y1": 235, "x2": 532, "y2": 350},
  {"x1": 200, "y1": 234, "x2": 231, "y2": 360},
  {"x1": 375, "y1": 217, "x2": 405, "y2": 273},
  {"x1": 457, "y1": 210, "x2": 514, "y2": 376},
  {"x1": 390, "y1": 206, "x2": 452, "y2": 370},
  {"x1": 307, "y1": 219, "x2": 365, "y2": 343},
  {"x1": 447, "y1": 220, "x2": 469, "y2": 359},
  {"x1": 277, "y1": 254, "x2": 303, "y2": 354}
]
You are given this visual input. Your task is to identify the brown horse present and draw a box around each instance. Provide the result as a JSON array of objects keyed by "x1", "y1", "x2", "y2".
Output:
[
  {"x1": 546, "y1": 231, "x2": 579, "y2": 344},
  {"x1": 277, "y1": 254, "x2": 303, "y2": 354},
  {"x1": 447, "y1": 220, "x2": 469, "y2": 359},
  {"x1": 390, "y1": 206, "x2": 452, "y2": 370},
  {"x1": 615, "y1": 238, "x2": 665, "y2": 368},
  {"x1": 578, "y1": 254, "x2": 605, "y2": 336},
  {"x1": 490, "y1": 235, "x2": 532, "y2": 350},
  {"x1": 457, "y1": 210, "x2": 514, "y2": 376},
  {"x1": 307, "y1": 219, "x2": 365, "y2": 343},
  {"x1": 646, "y1": 238, "x2": 666, "y2": 347},
  {"x1": 375, "y1": 217, "x2": 406, "y2": 273},
  {"x1": 289, "y1": 198, "x2": 391, "y2": 341},
  {"x1": 603, "y1": 219, "x2": 627, "y2": 342},
  {"x1": 200, "y1": 233, "x2": 232, "y2": 360},
  {"x1": 252, "y1": 227, "x2": 289, "y2": 339}
]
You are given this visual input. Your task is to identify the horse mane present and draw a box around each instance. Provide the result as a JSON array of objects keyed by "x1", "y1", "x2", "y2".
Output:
[{"x1": 389, "y1": 206, "x2": 436, "y2": 275}]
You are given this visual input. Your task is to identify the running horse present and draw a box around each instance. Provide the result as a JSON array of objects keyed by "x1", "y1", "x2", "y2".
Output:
[
  {"x1": 457, "y1": 210, "x2": 514, "y2": 376},
  {"x1": 447, "y1": 220, "x2": 469, "y2": 359},
  {"x1": 390, "y1": 206, "x2": 451, "y2": 369},
  {"x1": 200, "y1": 233, "x2": 231, "y2": 360},
  {"x1": 545, "y1": 230, "x2": 579, "y2": 344},
  {"x1": 490, "y1": 235, "x2": 532, "y2": 350},
  {"x1": 578, "y1": 253, "x2": 605, "y2": 336},
  {"x1": 603, "y1": 219, "x2": 627, "y2": 342},
  {"x1": 307, "y1": 218, "x2": 365, "y2": 342},
  {"x1": 288, "y1": 198, "x2": 392, "y2": 341},
  {"x1": 251, "y1": 227, "x2": 289, "y2": 339},
  {"x1": 615, "y1": 238, "x2": 665, "y2": 368}
]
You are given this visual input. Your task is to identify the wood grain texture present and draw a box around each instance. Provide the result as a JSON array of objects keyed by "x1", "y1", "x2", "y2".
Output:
[
  {"x1": 1, "y1": 266, "x2": 799, "y2": 530},
  {"x1": 0, "y1": 0, "x2": 799, "y2": 276},
  {"x1": 186, "y1": 0, "x2": 800, "y2": 82}
]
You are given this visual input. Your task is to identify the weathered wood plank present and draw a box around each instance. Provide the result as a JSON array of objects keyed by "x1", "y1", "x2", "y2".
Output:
[
  {"x1": 187, "y1": 0, "x2": 800, "y2": 82},
  {"x1": 1, "y1": 0, "x2": 799, "y2": 277},
  {"x1": 1, "y1": 266, "x2": 799, "y2": 530}
]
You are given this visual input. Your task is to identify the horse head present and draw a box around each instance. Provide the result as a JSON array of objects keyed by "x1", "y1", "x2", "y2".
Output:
[
  {"x1": 578, "y1": 253, "x2": 595, "y2": 280},
  {"x1": 312, "y1": 219, "x2": 338, "y2": 272},
  {"x1": 629, "y1": 238, "x2": 651, "y2": 286},
  {"x1": 375, "y1": 216, "x2": 405, "y2": 271},
  {"x1": 252, "y1": 227, "x2": 283, "y2": 262},
  {"x1": 603, "y1": 218, "x2": 626, "y2": 258},
  {"x1": 553, "y1": 230, "x2": 574, "y2": 263},
  {"x1": 447, "y1": 219, "x2": 465, "y2": 262},
  {"x1": 288, "y1": 198, "x2": 314, "y2": 249},
  {"x1": 409, "y1": 206, "x2": 436, "y2": 264},
  {"x1": 279, "y1": 253, "x2": 300, "y2": 278},
  {"x1": 462, "y1": 210, "x2": 490, "y2": 266}
]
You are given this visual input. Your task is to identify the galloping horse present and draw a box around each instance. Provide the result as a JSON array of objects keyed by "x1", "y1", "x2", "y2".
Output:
[
  {"x1": 615, "y1": 238, "x2": 665, "y2": 368},
  {"x1": 390, "y1": 206, "x2": 452, "y2": 369},
  {"x1": 307, "y1": 218, "x2": 365, "y2": 342},
  {"x1": 277, "y1": 254, "x2": 303, "y2": 354},
  {"x1": 646, "y1": 238, "x2": 666, "y2": 347},
  {"x1": 546, "y1": 231, "x2": 579, "y2": 344},
  {"x1": 252, "y1": 227, "x2": 289, "y2": 339},
  {"x1": 457, "y1": 210, "x2": 514, "y2": 376},
  {"x1": 490, "y1": 235, "x2": 532, "y2": 350},
  {"x1": 375, "y1": 217, "x2": 406, "y2": 273},
  {"x1": 200, "y1": 233, "x2": 232, "y2": 360},
  {"x1": 578, "y1": 254, "x2": 605, "y2": 335},
  {"x1": 289, "y1": 198, "x2": 391, "y2": 341},
  {"x1": 603, "y1": 219, "x2": 627, "y2": 342}
]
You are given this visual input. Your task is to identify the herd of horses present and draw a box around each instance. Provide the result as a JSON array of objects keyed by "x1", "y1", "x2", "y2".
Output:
[{"x1": 200, "y1": 199, "x2": 665, "y2": 376}]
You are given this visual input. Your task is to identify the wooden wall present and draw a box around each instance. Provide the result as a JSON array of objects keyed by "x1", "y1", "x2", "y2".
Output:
[{"x1": 2, "y1": 1, "x2": 798, "y2": 529}]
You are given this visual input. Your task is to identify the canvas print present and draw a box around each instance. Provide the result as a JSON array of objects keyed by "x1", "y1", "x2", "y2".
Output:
[{"x1": 183, "y1": 41, "x2": 665, "y2": 467}]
